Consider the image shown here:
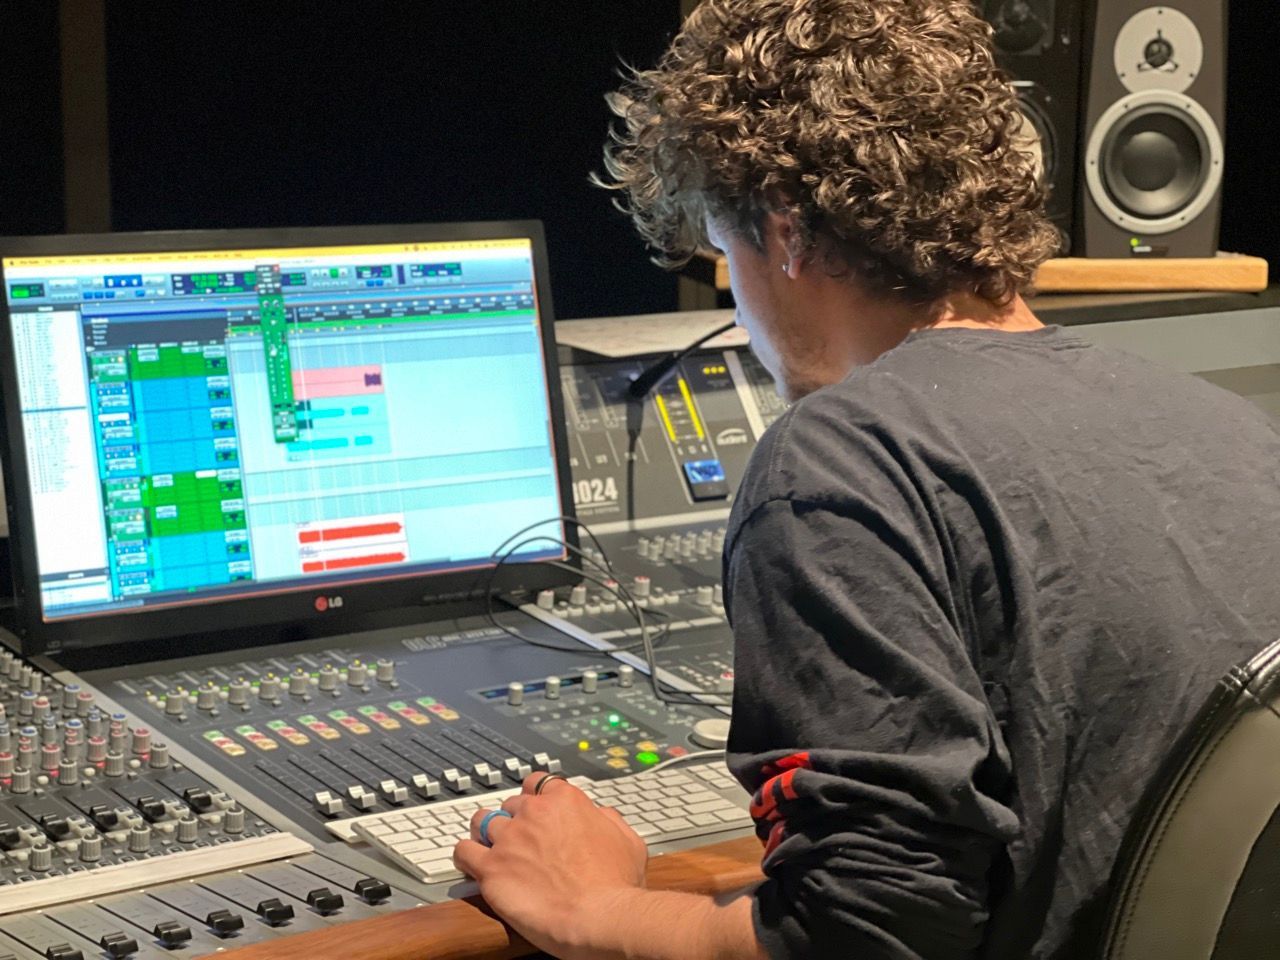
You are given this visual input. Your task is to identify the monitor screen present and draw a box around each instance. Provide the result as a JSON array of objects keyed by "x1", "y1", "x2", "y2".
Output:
[{"x1": 0, "y1": 226, "x2": 568, "y2": 634}]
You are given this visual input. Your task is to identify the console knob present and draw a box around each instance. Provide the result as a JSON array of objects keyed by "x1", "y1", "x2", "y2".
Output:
[
  {"x1": 632, "y1": 576, "x2": 651, "y2": 599},
  {"x1": 636, "y1": 536, "x2": 651, "y2": 559},
  {"x1": 256, "y1": 898, "x2": 295, "y2": 926},
  {"x1": 104, "y1": 751, "x2": 125, "y2": 777},
  {"x1": 569, "y1": 584, "x2": 588, "y2": 606},
  {"x1": 11, "y1": 767, "x2": 31, "y2": 793},
  {"x1": 29, "y1": 842, "x2": 52, "y2": 872},
  {"x1": 506, "y1": 681, "x2": 524, "y2": 706},
  {"x1": 289, "y1": 670, "x2": 310, "y2": 697},
  {"x1": 61, "y1": 683, "x2": 80, "y2": 711},
  {"x1": 307, "y1": 887, "x2": 345, "y2": 914},
  {"x1": 152, "y1": 922, "x2": 192, "y2": 948},
  {"x1": 177, "y1": 816, "x2": 199, "y2": 843},
  {"x1": 164, "y1": 692, "x2": 186, "y2": 716},
  {"x1": 582, "y1": 670, "x2": 598, "y2": 694},
  {"x1": 0, "y1": 752, "x2": 12, "y2": 777},
  {"x1": 318, "y1": 664, "x2": 340, "y2": 691},
  {"x1": 149, "y1": 742, "x2": 170, "y2": 768},
  {"x1": 503, "y1": 756, "x2": 533, "y2": 780},
  {"x1": 79, "y1": 835, "x2": 102, "y2": 861},
  {"x1": 227, "y1": 679, "x2": 251, "y2": 705},
  {"x1": 544, "y1": 676, "x2": 561, "y2": 700},
  {"x1": 532, "y1": 752, "x2": 562, "y2": 773},
  {"x1": 536, "y1": 589, "x2": 556, "y2": 610},
  {"x1": 223, "y1": 806, "x2": 246, "y2": 834},
  {"x1": 58, "y1": 758, "x2": 79, "y2": 786},
  {"x1": 98, "y1": 932, "x2": 137, "y2": 959},
  {"x1": 376, "y1": 659, "x2": 395, "y2": 684},
  {"x1": 354, "y1": 877, "x2": 392, "y2": 903},
  {"x1": 38, "y1": 747, "x2": 60, "y2": 778},
  {"x1": 663, "y1": 540, "x2": 679, "y2": 560},
  {"x1": 130, "y1": 727, "x2": 151, "y2": 756},
  {"x1": 205, "y1": 909, "x2": 245, "y2": 936},
  {"x1": 378, "y1": 780, "x2": 409, "y2": 804},
  {"x1": 695, "y1": 585, "x2": 715, "y2": 606},
  {"x1": 618, "y1": 664, "x2": 635, "y2": 688},
  {"x1": 17, "y1": 690, "x2": 35, "y2": 718},
  {"x1": 259, "y1": 674, "x2": 281, "y2": 701},
  {"x1": 313, "y1": 791, "x2": 344, "y2": 816},
  {"x1": 442, "y1": 768, "x2": 472, "y2": 792},
  {"x1": 347, "y1": 661, "x2": 369, "y2": 687},
  {"x1": 197, "y1": 686, "x2": 219, "y2": 711},
  {"x1": 411, "y1": 773, "x2": 441, "y2": 798},
  {"x1": 346, "y1": 785, "x2": 376, "y2": 810},
  {"x1": 128, "y1": 825, "x2": 152, "y2": 853},
  {"x1": 76, "y1": 690, "x2": 95, "y2": 717},
  {"x1": 690, "y1": 717, "x2": 732, "y2": 749}
]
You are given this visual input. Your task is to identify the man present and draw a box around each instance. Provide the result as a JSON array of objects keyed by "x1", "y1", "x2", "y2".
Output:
[{"x1": 453, "y1": 2, "x2": 1280, "y2": 958}]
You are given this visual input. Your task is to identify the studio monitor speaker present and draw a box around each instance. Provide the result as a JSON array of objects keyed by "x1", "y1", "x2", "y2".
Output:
[
  {"x1": 1078, "y1": 3, "x2": 1226, "y2": 257},
  {"x1": 983, "y1": 0, "x2": 1085, "y2": 254}
]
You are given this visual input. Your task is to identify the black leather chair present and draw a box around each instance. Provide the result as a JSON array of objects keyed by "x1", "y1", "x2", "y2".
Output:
[{"x1": 1099, "y1": 637, "x2": 1280, "y2": 959}]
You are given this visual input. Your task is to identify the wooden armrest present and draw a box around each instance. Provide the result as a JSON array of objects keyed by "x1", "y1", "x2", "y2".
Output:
[{"x1": 209, "y1": 837, "x2": 764, "y2": 960}]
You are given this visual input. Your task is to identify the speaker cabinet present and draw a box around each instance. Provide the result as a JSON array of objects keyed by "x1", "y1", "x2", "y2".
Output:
[
  {"x1": 983, "y1": 0, "x2": 1085, "y2": 254},
  {"x1": 1078, "y1": 3, "x2": 1226, "y2": 257}
]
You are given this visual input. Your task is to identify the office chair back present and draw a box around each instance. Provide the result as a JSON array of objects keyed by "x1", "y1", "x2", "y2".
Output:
[{"x1": 1100, "y1": 637, "x2": 1280, "y2": 959}]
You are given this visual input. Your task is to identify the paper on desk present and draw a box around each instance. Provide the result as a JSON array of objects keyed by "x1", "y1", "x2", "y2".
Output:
[{"x1": 556, "y1": 310, "x2": 748, "y2": 358}]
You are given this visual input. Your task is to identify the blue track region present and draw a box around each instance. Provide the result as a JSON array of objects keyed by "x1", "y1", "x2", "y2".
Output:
[{"x1": 132, "y1": 376, "x2": 224, "y2": 474}]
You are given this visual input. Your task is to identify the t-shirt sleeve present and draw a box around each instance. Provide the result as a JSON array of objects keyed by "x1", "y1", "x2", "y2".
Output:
[{"x1": 724, "y1": 493, "x2": 1020, "y2": 960}]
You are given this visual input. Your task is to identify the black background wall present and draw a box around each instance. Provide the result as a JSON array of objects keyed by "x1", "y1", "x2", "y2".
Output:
[
  {"x1": 0, "y1": 2, "x2": 64, "y2": 237},
  {"x1": 1, "y1": 1, "x2": 1277, "y2": 314}
]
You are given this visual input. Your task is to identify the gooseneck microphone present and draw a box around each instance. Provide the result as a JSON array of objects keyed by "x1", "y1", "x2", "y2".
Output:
[{"x1": 626, "y1": 320, "x2": 737, "y2": 399}]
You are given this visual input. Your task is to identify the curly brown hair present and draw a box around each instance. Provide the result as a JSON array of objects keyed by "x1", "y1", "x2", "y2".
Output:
[{"x1": 597, "y1": 0, "x2": 1061, "y2": 305}]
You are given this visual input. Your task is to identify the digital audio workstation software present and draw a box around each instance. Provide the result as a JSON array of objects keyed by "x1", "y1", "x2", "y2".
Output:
[{"x1": 1, "y1": 236, "x2": 565, "y2": 621}]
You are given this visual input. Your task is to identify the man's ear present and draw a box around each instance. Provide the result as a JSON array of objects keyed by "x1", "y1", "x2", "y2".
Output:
[{"x1": 762, "y1": 209, "x2": 808, "y2": 278}]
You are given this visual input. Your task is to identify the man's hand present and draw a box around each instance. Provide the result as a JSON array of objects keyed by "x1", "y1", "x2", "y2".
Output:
[{"x1": 454, "y1": 771, "x2": 649, "y2": 959}]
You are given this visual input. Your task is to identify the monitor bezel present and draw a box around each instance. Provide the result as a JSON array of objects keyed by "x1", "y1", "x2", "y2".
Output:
[{"x1": 0, "y1": 220, "x2": 579, "y2": 654}]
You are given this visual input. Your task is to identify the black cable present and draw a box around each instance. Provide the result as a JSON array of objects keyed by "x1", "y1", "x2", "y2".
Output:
[
  {"x1": 481, "y1": 525, "x2": 728, "y2": 706},
  {"x1": 626, "y1": 320, "x2": 737, "y2": 399}
]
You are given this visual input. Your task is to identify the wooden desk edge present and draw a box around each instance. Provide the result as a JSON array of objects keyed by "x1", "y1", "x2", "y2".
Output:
[{"x1": 209, "y1": 836, "x2": 763, "y2": 960}]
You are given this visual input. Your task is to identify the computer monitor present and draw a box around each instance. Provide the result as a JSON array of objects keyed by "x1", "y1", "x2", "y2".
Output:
[{"x1": 0, "y1": 222, "x2": 576, "y2": 654}]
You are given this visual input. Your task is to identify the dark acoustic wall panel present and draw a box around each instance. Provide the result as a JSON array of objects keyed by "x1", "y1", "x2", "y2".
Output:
[
  {"x1": 104, "y1": 1, "x2": 681, "y2": 320},
  {"x1": 1218, "y1": 1, "x2": 1280, "y2": 282},
  {"x1": 0, "y1": 0, "x2": 64, "y2": 236}
]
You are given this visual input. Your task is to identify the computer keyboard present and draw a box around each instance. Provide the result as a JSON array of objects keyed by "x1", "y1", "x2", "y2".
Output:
[{"x1": 342, "y1": 761, "x2": 754, "y2": 884}]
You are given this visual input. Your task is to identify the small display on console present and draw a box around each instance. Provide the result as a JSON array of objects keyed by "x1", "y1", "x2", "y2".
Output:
[{"x1": 681, "y1": 459, "x2": 730, "y2": 501}]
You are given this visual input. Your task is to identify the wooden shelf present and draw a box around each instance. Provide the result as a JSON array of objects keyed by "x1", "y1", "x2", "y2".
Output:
[
  {"x1": 210, "y1": 837, "x2": 763, "y2": 960},
  {"x1": 692, "y1": 251, "x2": 1270, "y2": 294}
]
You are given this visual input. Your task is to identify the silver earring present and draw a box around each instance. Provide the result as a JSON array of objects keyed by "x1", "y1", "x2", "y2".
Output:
[{"x1": 781, "y1": 263, "x2": 789, "y2": 274}]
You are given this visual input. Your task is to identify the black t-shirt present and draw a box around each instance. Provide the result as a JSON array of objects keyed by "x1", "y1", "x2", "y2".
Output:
[{"x1": 723, "y1": 325, "x2": 1280, "y2": 960}]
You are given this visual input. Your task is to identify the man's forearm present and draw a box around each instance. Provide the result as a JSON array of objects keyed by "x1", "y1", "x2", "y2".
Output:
[{"x1": 569, "y1": 889, "x2": 769, "y2": 960}]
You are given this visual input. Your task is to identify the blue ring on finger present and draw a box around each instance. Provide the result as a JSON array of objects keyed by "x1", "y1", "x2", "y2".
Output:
[{"x1": 478, "y1": 809, "x2": 513, "y2": 847}]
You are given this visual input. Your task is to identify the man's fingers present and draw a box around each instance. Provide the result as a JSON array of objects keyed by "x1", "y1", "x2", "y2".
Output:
[
  {"x1": 501, "y1": 795, "x2": 529, "y2": 816},
  {"x1": 453, "y1": 838, "x2": 490, "y2": 879},
  {"x1": 469, "y1": 808, "x2": 513, "y2": 845},
  {"x1": 521, "y1": 771, "x2": 577, "y2": 798}
]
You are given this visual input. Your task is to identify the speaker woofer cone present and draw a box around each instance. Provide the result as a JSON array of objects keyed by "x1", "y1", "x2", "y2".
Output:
[
  {"x1": 1085, "y1": 89, "x2": 1224, "y2": 235},
  {"x1": 1100, "y1": 105, "x2": 1208, "y2": 218}
]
